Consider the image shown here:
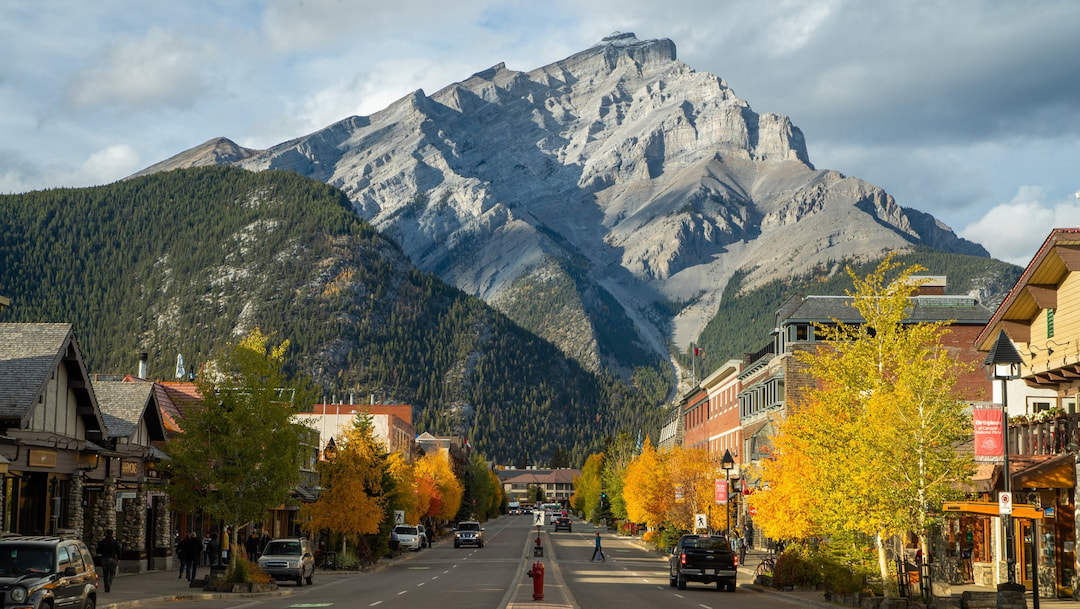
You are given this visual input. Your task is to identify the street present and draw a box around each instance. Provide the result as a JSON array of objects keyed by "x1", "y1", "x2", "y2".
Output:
[{"x1": 116, "y1": 515, "x2": 813, "y2": 609}]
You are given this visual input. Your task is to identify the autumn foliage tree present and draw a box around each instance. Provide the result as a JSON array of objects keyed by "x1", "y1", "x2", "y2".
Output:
[
  {"x1": 571, "y1": 453, "x2": 605, "y2": 522},
  {"x1": 623, "y1": 438, "x2": 671, "y2": 530},
  {"x1": 301, "y1": 414, "x2": 391, "y2": 560},
  {"x1": 413, "y1": 451, "x2": 463, "y2": 523},
  {"x1": 751, "y1": 258, "x2": 973, "y2": 588}
]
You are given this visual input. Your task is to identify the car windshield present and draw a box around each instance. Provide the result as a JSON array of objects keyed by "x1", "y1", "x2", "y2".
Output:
[
  {"x1": 394, "y1": 526, "x2": 418, "y2": 536},
  {"x1": 0, "y1": 546, "x2": 54, "y2": 575},
  {"x1": 264, "y1": 541, "x2": 302, "y2": 555},
  {"x1": 457, "y1": 523, "x2": 480, "y2": 532}
]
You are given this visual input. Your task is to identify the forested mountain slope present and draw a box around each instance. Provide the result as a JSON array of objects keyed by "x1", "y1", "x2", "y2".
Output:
[{"x1": 0, "y1": 167, "x2": 661, "y2": 464}]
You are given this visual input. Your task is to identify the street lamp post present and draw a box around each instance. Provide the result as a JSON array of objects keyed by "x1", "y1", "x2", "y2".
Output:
[
  {"x1": 984, "y1": 329, "x2": 1023, "y2": 586},
  {"x1": 721, "y1": 449, "x2": 735, "y2": 538}
]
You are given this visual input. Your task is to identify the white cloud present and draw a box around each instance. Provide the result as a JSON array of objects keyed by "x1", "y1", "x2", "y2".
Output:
[
  {"x1": 64, "y1": 26, "x2": 215, "y2": 113},
  {"x1": 80, "y1": 144, "x2": 141, "y2": 183},
  {"x1": 959, "y1": 186, "x2": 1080, "y2": 266}
]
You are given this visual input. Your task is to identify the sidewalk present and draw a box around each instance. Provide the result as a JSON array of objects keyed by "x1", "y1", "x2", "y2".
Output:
[{"x1": 99, "y1": 549, "x2": 424, "y2": 609}]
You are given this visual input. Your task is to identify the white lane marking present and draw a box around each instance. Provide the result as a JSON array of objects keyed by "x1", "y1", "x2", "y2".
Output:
[
  {"x1": 397, "y1": 590, "x2": 407, "y2": 595},
  {"x1": 369, "y1": 603, "x2": 382, "y2": 607},
  {"x1": 674, "y1": 594, "x2": 684, "y2": 599},
  {"x1": 417, "y1": 582, "x2": 424, "y2": 587}
]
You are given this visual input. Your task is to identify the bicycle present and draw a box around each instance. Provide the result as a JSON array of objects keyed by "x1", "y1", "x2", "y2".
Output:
[{"x1": 754, "y1": 555, "x2": 776, "y2": 577}]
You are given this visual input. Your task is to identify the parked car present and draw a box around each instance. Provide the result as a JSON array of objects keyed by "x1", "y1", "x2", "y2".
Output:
[
  {"x1": 553, "y1": 517, "x2": 572, "y2": 532},
  {"x1": 0, "y1": 535, "x2": 98, "y2": 609},
  {"x1": 394, "y1": 526, "x2": 424, "y2": 551},
  {"x1": 453, "y1": 521, "x2": 484, "y2": 548},
  {"x1": 257, "y1": 538, "x2": 315, "y2": 586}
]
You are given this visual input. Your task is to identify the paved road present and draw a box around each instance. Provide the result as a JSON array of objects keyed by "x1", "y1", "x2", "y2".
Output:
[{"x1": 103, "y1": 515, "x2": 832, "y2": 609}]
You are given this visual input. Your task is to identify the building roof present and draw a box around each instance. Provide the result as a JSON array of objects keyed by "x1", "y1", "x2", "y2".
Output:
[
  {"x1": 782, "y1": 295, "x2": 993, "y2": 326},
  {"x1": 0, "y1": 323, "x2": 105, "y2": 435},
  {"x1": 93, "y1": 379, "x2": 167, "y2": 442},
  {"x1": 976, "y1": 227, "x2": 1080, "y2": 348},
  {"x1": 496, "y1": 468, "x2": 581, "y2": 485}
]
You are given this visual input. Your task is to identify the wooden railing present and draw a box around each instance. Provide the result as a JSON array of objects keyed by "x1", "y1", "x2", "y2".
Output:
[{"x1": 1009, "y1": 413, "x2": 1080, "y2": 456}]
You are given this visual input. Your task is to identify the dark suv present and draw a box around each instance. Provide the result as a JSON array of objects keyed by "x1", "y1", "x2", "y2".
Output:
[
  {"x1": 453, "y1": 522, "x2": 484, "y2": 548},
  {"x1": 0, "y1": 535, "x2": 98, "y2": 609},
  {"x1": 553, "y1": 517, "x2": 572, "y2": 532}
]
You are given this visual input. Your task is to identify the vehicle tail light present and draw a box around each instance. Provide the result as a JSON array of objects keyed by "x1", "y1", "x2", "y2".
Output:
[
  {"x1": 733, "y1": 553, "x2": 739, "y2": 567},
  {"x1": 679, "y1": 552, "x2": 686, "y2": 565}
]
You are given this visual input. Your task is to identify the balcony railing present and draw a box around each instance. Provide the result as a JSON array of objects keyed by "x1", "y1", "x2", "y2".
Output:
[{"x1": 1009, "y1": 412, "x2": 1080, "y2": 456}]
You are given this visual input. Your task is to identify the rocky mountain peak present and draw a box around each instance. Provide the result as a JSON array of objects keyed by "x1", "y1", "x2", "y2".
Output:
[{"x1": 137, "y1": 35, "x2": 988, "y2": 377}]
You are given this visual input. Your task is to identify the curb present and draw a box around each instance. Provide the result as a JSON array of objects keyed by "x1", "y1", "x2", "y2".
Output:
[{"x1": 100, "y1": 588, "x2": 295, "y2": 609}]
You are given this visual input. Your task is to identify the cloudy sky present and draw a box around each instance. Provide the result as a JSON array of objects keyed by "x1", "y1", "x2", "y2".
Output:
[{"x1": 2, "y1": 1, "x2": 1078, "y2": 265}]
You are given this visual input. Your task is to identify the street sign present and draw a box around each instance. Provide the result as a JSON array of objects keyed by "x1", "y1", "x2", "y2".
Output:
[
  {"x1": 533, "y1": 510, "x2": 545, "y2": 526},
  {"x1": 394, "y1": 510, "x2": 405, "y2": 524},
  {"x1": 674, "y1": 484, "x2": 684, "y2": 503},
  {"x1": 695, "y1": 513, "x2": 707, "y2": 530},
  {"x1": 998, "y1": 492, "x2": 1012, "y2": 515}
]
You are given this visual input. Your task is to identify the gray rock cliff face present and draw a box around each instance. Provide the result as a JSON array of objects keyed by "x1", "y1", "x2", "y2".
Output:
[{"x1": 141, "y1": 32, "x2": 988, "y2": 372}]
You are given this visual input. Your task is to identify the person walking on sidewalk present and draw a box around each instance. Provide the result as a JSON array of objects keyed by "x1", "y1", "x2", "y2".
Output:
[
  {"x1": 180, "y1": 533, "x2": 201, "y2": 581},
  {"x1": 590, "y1": 532, "x2": 605, "y2": 562},
  {"x1": 96, "y1": 529, "x2": 122, "y2": 593}
]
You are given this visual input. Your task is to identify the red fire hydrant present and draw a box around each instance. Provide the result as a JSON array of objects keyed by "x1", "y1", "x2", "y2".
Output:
[{"x1": 526, "y1": 561, "x2": 544, "y2": 600}]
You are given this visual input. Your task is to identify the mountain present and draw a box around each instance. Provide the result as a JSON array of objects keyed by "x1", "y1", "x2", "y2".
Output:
[
  {"x1": 0, "y1": 167, "x2": 661, "y2": 465},
  {"x1": 137, "y1": 32, "x2": 995, "y2": 382}
]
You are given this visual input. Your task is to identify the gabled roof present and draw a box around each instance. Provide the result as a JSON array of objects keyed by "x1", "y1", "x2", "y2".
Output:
[
  {"x1": 93, "y1": 379, "x2": 167, "y2": 443},
  {"x1": 496, "y1": 468, "x2": 581, "y2": 485},
  {"x1": 976, "y1": 228, "x2": 1080, "y2": 348},
  {"x1": 782, "y1": 295, "x2": 993, "y2": 326},
  {"x1": 0, "y1": 323, "x2": 105, "y2": 436}
]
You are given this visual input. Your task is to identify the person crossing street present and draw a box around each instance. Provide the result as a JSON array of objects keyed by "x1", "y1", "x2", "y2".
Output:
[{"x1": 590, "y1": 532, "x2": 605, "y2": 562}]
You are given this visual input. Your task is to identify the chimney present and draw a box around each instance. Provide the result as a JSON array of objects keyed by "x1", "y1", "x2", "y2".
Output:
[{"x1": 138, "y1": 352, "x2": 148, "y2": 379}]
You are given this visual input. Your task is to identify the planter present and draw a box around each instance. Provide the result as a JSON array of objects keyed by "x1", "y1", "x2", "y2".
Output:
[{"x1": 230, "y1": 582, "x2": 277, "y2": 593}]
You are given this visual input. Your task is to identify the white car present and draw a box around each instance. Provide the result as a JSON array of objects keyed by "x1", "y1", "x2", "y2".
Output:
[{"x1": 394, "y1": 525, "x2": 423, "y2": 551}]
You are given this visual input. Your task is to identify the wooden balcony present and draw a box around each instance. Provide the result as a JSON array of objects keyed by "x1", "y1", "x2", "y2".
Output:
[{"x1": 1009, "y1": 412, "x2": 1080, "y2": 456}]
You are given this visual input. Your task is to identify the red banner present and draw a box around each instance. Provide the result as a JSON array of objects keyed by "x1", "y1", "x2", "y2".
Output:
[
  {"x1": 974, "y1": 406, "x2": 1004, "y2": 463},
  {"x1": 715, "y1": 480, "x2": 728, "y2": 504}
]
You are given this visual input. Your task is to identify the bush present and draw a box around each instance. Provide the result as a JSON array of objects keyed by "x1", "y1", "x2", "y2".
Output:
[
  {"x1": 773, "y1": 547, "x2": 822, "y2": 588},
  {"x1": 223, "y1": 556, "x2": 270, "y2": 584},
  {"x1": 818, "y1": 556, "x2": 864, "y2": 594}
]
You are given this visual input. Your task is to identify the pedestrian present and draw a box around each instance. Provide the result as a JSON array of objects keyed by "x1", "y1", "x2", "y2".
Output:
[
  {"x1": 96, "y1": 529, "x2": 122, "y2": 593},
  {"x1": 202, "y1": 533, "x2": 211, "y2": 566},
  {"x1": 590, "y1": 532, "x2": 605, "y2": 562},
  {"x1": 744, "y1": 522, "x2": 754, "y2": 550},
  {"x1": 207, "y1": 533, "x2": 220, "y2": 567},
  {"x1": 390, "y1": 528, "x2": 400, "y2": 555},
  {"x1": 221, "y1": 527, "x2": 231, "y2": 564},
  {"x1": 181, "y1": 533, "x2": 201, "y2": 581},
  {"x1": 246, "y1": 531, "x2": 260, "y2": 562}
]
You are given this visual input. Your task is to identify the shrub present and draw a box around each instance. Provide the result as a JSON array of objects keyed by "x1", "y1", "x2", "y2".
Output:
[{"x1": 773, "y1": 547, "x2": 822, "y2": 588}]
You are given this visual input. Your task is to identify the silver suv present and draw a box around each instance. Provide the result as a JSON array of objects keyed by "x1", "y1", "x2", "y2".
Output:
[
  {"x1": 0, "y1": 535, "x2": 98, "y2": 609},
  {"x1": 453, "y1": 522, "x2": 484, "y2": 548},
  {"x1": 256, "y1": 538, "x2": 314, "y2": 587}
]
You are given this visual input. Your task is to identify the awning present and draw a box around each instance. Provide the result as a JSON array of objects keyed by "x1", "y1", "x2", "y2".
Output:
[{"x1": 943, "y1": 501, "x2": 1044, "y2": 520}]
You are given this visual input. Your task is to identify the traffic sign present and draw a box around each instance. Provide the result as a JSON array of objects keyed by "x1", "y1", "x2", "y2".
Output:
[
  {"x1": 395, "y1": 510, "x2": 405, "y2": 524},
  {"x1": 998, "y1": 492, "x2": 1012, "y2": 515},
  {"x1": 533, "y1": 510, "x2": 545, "y2": 526},
  {"x1": 695, "y1": 513, "x2": 707, "y2": 530}
]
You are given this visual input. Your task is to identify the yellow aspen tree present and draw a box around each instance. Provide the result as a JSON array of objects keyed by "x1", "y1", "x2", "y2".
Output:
[
  {"x1": 301, "y1": 415, "x2": 388, "y2": 550},
  {"x1": 623, "y1": 437, "x2": 671, "y2": 529},
  {"x1": 571, "y1": 453, "x2": 605, "y2": 522},
  {"x1": 413, "y1": 451, "x2": 463, "y2": 521},
  {"x1": 758, "y1": 257, "x2": 973, "y2": 588}
]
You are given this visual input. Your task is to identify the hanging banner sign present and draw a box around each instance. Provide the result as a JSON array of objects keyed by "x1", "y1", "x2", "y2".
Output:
[
  {"x1": 715, "y1": 480, "x2": 729, "y2": 505},
  {"x1": 973, "y1": 405, "x2": 1004, "y2": 463}
]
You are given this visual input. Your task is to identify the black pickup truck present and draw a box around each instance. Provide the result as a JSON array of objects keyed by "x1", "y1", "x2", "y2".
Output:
[{"x1": 669, "y1": 534, "x2": 738, "y2": 591}]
